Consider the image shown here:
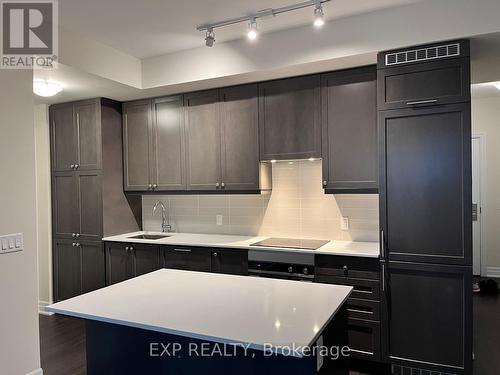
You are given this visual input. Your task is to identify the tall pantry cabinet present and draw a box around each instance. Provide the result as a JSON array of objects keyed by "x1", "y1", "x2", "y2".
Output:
[{"x1": 50, "y1": 98, "x2": 141, "y2": 302}]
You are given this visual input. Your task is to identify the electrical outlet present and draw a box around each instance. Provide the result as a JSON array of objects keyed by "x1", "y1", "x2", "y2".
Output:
[
  {"x1": 216, "y1": 215, "x2": 223, "y2": 226},
  {"x1": 341, "y1": 217, "x2": 349, "y2": 231}
]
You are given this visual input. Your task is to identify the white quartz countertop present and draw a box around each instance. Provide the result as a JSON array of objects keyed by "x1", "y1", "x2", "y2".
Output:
[
  {"x1": 47, "y1": 269, "x2": 352, "y2": 353},
  {"x1": 102, "y1": 231, "x2": 380, "y2": 258}
]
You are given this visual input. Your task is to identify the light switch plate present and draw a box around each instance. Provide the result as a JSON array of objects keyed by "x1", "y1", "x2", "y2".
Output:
[
  {"x1": 0, "y1": 233, "x2": 23, "y2": 254},
  {"x1": 341, "y1": 217, "x2": 349, "y2": 231}
]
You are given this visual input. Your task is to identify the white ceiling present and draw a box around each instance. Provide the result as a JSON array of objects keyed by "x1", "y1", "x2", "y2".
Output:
[{"x1": 59, "y1": 0, "x2": 423, "y2": 58}]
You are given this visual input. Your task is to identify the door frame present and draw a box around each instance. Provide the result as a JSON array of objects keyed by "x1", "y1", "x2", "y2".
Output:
[{"x1": 472, "y1": 133, "x2": 487, "y2": 276}]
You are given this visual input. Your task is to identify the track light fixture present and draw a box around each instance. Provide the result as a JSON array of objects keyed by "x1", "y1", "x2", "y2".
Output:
[
  {"x1": 196, "y1": 0, "x2": 330, "y2": 47},
  {"x1": 247, "y1": 18, "x2": 258, "y2": 41},
  {"x1": 313, "y1": 2, "x2": 325, "y2": 27},
  {"x1": 205, "y1": 28, "x2": 215, "y2": 47}
]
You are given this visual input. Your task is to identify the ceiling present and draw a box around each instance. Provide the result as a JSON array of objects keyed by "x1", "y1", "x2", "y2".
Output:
[{"x1": 59, "y1": 0, "x2": 423, "y2": 58}]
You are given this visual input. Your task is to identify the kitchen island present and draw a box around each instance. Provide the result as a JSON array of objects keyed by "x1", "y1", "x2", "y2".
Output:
[{"x1": 48, "y1": 269, "x2": 352, "y2": 375}]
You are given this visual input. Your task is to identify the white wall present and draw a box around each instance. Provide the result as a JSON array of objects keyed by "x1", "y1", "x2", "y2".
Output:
[
  {"x1": 143, "y1": 161, "x2": 379, "y2": 242},
  {"x1": 0, "y1": 71, "x2": 41, "y2": 374},
  {"x1": 34, "y1": 104, "x2": 53, "y2": 311},
  {"x1": 472, "y1": 96, "x2": 500, "y2": 276}
]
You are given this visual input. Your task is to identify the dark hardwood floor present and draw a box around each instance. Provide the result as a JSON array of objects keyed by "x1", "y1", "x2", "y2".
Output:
[{"x1": 39, "y1": 288, "x2": 500, "y2": 375}]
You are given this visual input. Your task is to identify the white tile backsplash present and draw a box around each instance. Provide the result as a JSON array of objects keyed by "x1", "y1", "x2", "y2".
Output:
[{"x1": 142, "y1": 160, "x2": 379, "y2": 241}]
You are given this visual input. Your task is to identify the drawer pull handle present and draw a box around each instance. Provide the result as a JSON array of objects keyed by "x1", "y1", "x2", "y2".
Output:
[
  {"x1": 173, "y1": 248, "x2": 192, "y2": 253},
  {"x1": 406, "y1": 99, "x2": 437, "y2": 106},
  {"x1": 353, "y1": 286, "x2": 373, "y2": 294},
  {"x1": 348, "y1": 307, "x2": 373, "y2": 315}
]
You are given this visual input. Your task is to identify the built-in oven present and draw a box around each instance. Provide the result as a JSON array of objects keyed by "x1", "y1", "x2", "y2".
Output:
[{"x1": 248, "y1": 250, "x2": 315, "y2": 282}]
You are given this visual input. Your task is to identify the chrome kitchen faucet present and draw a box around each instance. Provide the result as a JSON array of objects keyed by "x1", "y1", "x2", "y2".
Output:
[{"x1": 152, "y1": 201, "x2": 172, "y2": 233}]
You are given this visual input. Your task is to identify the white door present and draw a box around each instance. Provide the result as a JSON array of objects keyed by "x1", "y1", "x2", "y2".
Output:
[{"x1": 472, "y1": 136, "x2": 482, "y2": 275}]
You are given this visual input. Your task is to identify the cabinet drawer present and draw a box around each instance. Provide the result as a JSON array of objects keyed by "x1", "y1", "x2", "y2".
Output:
[
  {"x1": 163, "y1": 246, "x2": 211, "y2": 272},
  {"x1": 315, "y1": 255, "x2": 380, "y2": 280},
  {"x1": 348, "y1": 318, "x2": 381, "y2": 361},
  {"x1": 347, "y1": 298, "x2": 380, "y2": 321},
  {"x1": 315, "y1": 275, "x2": 380, "y2": 301},
  {"x1": 378, "y1": 58, "x2": 470, "y2": 110}
]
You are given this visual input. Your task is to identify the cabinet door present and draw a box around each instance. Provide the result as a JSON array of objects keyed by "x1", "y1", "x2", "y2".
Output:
[
  {"x1": 77, "y1": 171, "x2": 102, "y2": 241},
  {"x1": 81, "y1": 241, "x2": 105, "y2": 293},
  {"x1": 382, "y1": 261, "x2": 472, "y2": 374},
  {"x1": 220, "y1": 85, "x2": 260, "y2": 191},
  {"x1": 348, "y1": 318, "x2": 381, "y2": 361},
  {"x1": 106, "y1": 242, "x2": 135, "y2": 285},
  {"x1": 259, "y1": 75, "x2": 321, "y2": 160},
  {"x1": 133, "y1": 244, "x2": 160, "y2": 277},
  {"x1": 75, "y1": 99, "x2": 101, "y2": 170},
  {"x1": 163, "y1": 246, "x2": 212, "y2": 272},
  {"x1": 184, "y1": 90, "x2": 221, "y2": 190},
  {"x1": 53, "y1": 239, "x2": 81, "y2": 301},
  {"x1": 378, "y1": 58, "x2": 470, "y2": 110},
  {"x1": 52, "y1": 172, "x2": 79, "y2": 239},
  {"x1": 211, "y1": 248, "x2": 248, "y2": 275},
  {"x1": 50, "y1": 103, "x2": 77, "y2": 172},
  {"x1": 151, "y1": 96, "x2": 186, "y2": 190},
  {"x1": 379, "y1": 104, "x2": 471, "y2": 264},
  {"x1": 321, "y1": 67, "x2": 378, "y2": 193},
  {"x1": 123, "y1": 100, "x2": 152, "y2": 191}
]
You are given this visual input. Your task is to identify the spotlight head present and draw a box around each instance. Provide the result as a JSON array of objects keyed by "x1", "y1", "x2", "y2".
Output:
[
  {"x1": 205, "y1": 28, "x2": 215, "y2": 47},
  {"x1": 247, "y1": 19, "x2": 258, "y2": 41},
  {"x1": 313, "y1": 4, "x2": 325, "y2": 28}
]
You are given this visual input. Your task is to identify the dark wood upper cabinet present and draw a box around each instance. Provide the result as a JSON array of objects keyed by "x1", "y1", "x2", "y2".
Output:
[
  {"x1": 152, "y1": 96, "x2": 186, "y2": 190},
  {"x1": 259, "y1": 75, "x2": 321, "y2": 160},
  {"x1": 321, "y1": 67, "x2": 378, "y2": 193},
  {"x1": 50, "y1": 103, "x2": 77, "y2": 172},
  {"x1": 75, "y1": 100, "x2": 101, "y2": 170},
  {"x1": 123, "y1": 100, "x2": 152, "y2": 191},
  {"x1": 220, "y1": 84, "x2": 260, "y2": 191},
  {"x1": 381, "y1": 261, "x2": 472, "y2": 374},
  {"x1": 379, "y1": 104, "x2": 471, "y2": 265},
  {"x1": 378, "y1": 58, "x2": 470, "y2": 111},
  {"x1": 184, "y1": 90, "x2": 222, "y2": 190}
]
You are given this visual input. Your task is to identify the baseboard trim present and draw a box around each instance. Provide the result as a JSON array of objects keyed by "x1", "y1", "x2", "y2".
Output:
[
  {"x1": 26, "y1": 368, "x2": 43, "y2": 375},
  {"x1": 486, "y1": 267, "x2": 500, "y2": 278},
  {"x1": 39, "y1": 301, "x2": 54, "y2": 316}
]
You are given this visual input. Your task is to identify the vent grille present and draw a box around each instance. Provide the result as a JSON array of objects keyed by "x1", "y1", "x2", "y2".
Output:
[
  {"x1": 391, "y1": 364, "x2": 457, "y2": 375},
  {"x1": 385, "y1": 43, "x2": 460, "y2": 66}
]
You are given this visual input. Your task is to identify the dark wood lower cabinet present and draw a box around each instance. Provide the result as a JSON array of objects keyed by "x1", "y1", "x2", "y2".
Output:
[
  {"x1": 53, "y1": 239, "x2": 105, "y2": 302},
  {"x1": 163, "y1": 246, "x2": 212, "y2": 272},
  {"x1": 211, "y1": 248, "x2": 248, "y2": 275},
  {"x1": 105, "y1": 242, "x2": 160, "y2": 285},
  {"x1": 381, "y1": 261, "x2": 473, "y2": 374}
]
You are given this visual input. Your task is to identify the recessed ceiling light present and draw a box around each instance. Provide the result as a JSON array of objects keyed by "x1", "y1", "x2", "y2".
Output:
[
  {"x1": 308, "y1": 158, "x2": 315, "y2": 161},
  {"x1": 247, "y1": 19, "x2": 258, "y2": 41},
  {"x1": 33, "y1": 80, "x2": 63, "y2": 97},
  {"x1": 270, "y1": 159, "x2": 277, "y2": 163},
  {"x1": 493, "y1": 82, "x2": 500, "y2": 90},
  {"x1": 313, "y1": 3, "x2": 325, "y2": 28}
]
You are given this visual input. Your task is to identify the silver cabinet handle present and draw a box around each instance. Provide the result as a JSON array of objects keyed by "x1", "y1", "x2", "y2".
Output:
[
  {"x1": 406, "y1": 99, "x2": 437, "y2": 106},
  {"x1": 323, "y1": 181, "x2": 327, "y2": 187},
  {"x1": 221, "y1": 182, "x2": 225, "y2": 188},
  {"x1": 381, "y1": 230, "x2": 385, "y2": 258},
  {"x1": 173, "y1": 248, "x2": 191, "y2": 253},
  {"x1": 152, "y1": 184, "x2": 157, "y2": 189},
  {"x1": 74, "y1": 164, "x2": 79, "y2": 169},
  {"x1": 70, "y1": 164, "x2": 75, "y2": 169},
  {"x1": 72, "y1": 242, "x2": 76, "y2": 247},
  {"x1": 72, "y1": 233, "x2": 76, "y2": 238},
  {"x1": 148, "y1": 184, "x2": 152, "y2": 189},
  {"x1": 75, "y1": 233, "x2": 80, "y2": 238},
  {"x1": 75, "y1": 243, "x2": 80, "y2": 247},
  {"x1": 129, "y1": 246, "x2": 134, "y2": 251},
  {"x1": 215, "y1": 182, "x2": 220, "y2": 188},
  {"x1": 125, "y1": 246, "x2": 130, "y2": 251},
  {"x1": 382, "y1": 263, "x2": 386, "y2": 292},
  {"x1": 213, "y1": 252, "x2": 218, "y2": 257}
]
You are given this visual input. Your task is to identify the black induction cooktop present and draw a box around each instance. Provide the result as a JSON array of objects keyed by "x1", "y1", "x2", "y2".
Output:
[{"x1": 250, "y1": 237, "x2": 330, "y2": 250}]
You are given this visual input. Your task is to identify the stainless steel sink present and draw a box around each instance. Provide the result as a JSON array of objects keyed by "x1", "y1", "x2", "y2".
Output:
[{"x1": 128, "y1": 234, "x2": 173, "y2": 240}]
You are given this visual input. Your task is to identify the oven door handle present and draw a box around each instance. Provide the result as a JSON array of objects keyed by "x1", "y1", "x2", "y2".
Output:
[{"x1": 248, "y1": 269, "x2": 314, "y2": 281}]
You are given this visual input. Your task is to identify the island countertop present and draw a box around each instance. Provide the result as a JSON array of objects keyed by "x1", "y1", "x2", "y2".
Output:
[
  {"x1": 47, "y1": 269, "x2": 352, "y2": 352},
  {"x1": 102, "y1": 231, "x2": 380, "y2": 258}
]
